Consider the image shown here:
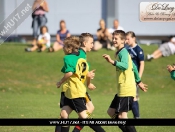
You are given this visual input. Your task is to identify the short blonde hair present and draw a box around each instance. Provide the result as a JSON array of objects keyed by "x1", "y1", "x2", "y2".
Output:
[
  {"x1": 112, "y1": 30, "x2": 126, "y2": 40},
  {"x1": 79, "y1": 33, "x2": 93, "y2": 47}
]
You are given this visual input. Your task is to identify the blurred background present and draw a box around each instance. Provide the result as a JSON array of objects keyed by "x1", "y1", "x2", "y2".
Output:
[
  {"x1": 0, "y1": 1, "x2": 175, "y2": 131},
  {"x1": 0, "y1": 0, "x2": 174, "y2": 44}
]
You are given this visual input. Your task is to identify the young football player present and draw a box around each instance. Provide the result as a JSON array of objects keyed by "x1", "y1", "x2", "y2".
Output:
[{"x1": 103, "y1": 30, "x2": 147, "y2": 132}]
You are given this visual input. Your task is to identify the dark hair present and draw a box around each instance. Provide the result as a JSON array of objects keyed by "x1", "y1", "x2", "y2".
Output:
[
  {"x1": 126, "y1": 31, "x2": 136, "y2": 38},
  {"x1": 112, "y1": 30, "x2": 126, "y2": 40},
  {"x1": 63, "y1": 36, "x2": 80, "y2": 54},
  {"x1": 126, "y1": 31, "x2": 137, "y2": 43},
  {"x1": 40, "y1": 25, "x2": 48, "y2": 34},
  {"x1": 79, "y1": 33, "x2": 93, "y2": 47}
]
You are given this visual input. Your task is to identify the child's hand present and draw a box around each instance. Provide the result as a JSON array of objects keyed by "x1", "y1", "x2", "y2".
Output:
[
  {"x1": 103, "y1": 54, "x2": 113, "y2": 63},
  {"x1": 87, "y1": 69, "x2": 96, "y2": 79},
  {"x1": 88, "y1": 83, "x2": 96, "y2": 90},
  {"x1": 137, "y1": 82, "x2": 148, "y2": 92},
  {"x1": 167, "y1": 65, "x2": 175, "y2": 72},
  {"x1": 56, "y1": 81, "x2": 62, "y2": 88}
]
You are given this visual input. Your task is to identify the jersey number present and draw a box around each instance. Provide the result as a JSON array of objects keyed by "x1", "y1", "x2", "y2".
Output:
[
  {"x1": 76, "y1": 59, "x2": 88, "y2": 82},
  {"x1": 78, "y1": 62, "x2": 87, "y2": 81}
]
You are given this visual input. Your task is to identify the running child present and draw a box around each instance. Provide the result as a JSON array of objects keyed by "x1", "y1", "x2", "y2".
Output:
[
  {"x1": 55, "y1": 34, "x2": 96, "y2": 132},
  {"x1": 103, "y1": 30, "x2": 147, "y2": 132},
  {"x1": 72, "y1": 33, "x2": 97, "y2": 132},
  {"x1": 125, "y1": 31, "x2": 144, "y2": 119},
  {"x1": 57, "y1": 35, "x2": 105, "y2": 132}
]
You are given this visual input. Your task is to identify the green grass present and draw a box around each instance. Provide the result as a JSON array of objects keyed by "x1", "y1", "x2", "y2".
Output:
[{"x1": 0, "y1": 43, "x2": 175, "y2": 132}]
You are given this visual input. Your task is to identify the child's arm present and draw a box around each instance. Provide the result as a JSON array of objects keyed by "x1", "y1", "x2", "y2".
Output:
[
  {"x1": 139, "y1": 61, "x2": 144, "y2": 78},
  {"x1": 132, "y1": 61, "x2": 141, "y2": 83},
  {"x1": 137, "y1": 48, "x2": 145, "y2": 78},
  {"x1": 102, "y1": 52, "x2": 128, "y2": 70},
  {"x1": 132, "y1": 61, "x2": 147, "y2": 92},
  {"x1": 167, "y1": 65, "x2": 175, "y2": 80},
  {"x1": 57, "y1": 72, "x2": 73, "y2": 88},
  {"x1": 171, "y1": 71, "x2": 175, "y2": 80},
  {"x1": 103, "y1": 53, "x2": 147, "y2": 92},
  {"x1": 86, "y1": 70, "x2": 96, "y2": 90},
  {"x1": 86, "y1": 76, "x2": 96, "y2": 90},
  {"x1": 57, "y1": 56, "x2": 75, "y2": 88}
]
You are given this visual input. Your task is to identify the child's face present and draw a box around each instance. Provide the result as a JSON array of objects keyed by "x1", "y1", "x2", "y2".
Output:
[
  {"x1": 84, "y1": 37, "x2": 94, "y2": 52},
  {"x1": 125, "y1": 35, "x2": 135, "y2": 46},
  {"x1": 112, "y1": 34, "x2": 124, "y2": 48},
  {"x1": 42, "y1": 27, "x2": 47, "y2": 34}
]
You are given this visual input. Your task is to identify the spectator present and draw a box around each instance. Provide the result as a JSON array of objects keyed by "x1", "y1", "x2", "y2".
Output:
[
  {"x1": 108, "y1": 19, "x2": 124, "y2": 34},
  {"x1": 31, "y1": 0, "x2": 49, "y2": 46},
  {"x1": 25, "y1": 26, "x2": 51, "y2": 52},
  {"x1": 93, "y1": 19, "x2": 112, "y2": 51},
  {"x1": 49, "y1": 20, "x2": 71, "y2": 52},
  {"x1": 146, "y1": 36, "x2": 175, "y2": 61}
]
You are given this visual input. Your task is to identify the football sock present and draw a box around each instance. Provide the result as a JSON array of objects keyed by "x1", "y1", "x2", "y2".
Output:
[
  {"x1": 125, "y1": 126, "x2": 137, "y2": 132},
  {"x1": 55, "y1": 116, "x2": 62, "y2": 132},
  {"x1": 72, "y1": 125, "x2": 84, "y2": 132},
  {"x1": 61, "y1": 126, "x2": 70, "y2": 132},
  {"x1": 82, "y1": 111, "x2": 105, "y2": 132},
  {"x1": 55, "y1": 125, "x2": 61, "y2": 132},
  {"x1": 112, "y1": 113, "x2": 137, "y2": 132},
  {"x1": 112, "y1": 113, "x2": 127, "y2": 132},
  {"x1": 118, "y1": 126, "x2": 127, "y2": 132},
  {"x1": 132, "y1": 101, "x2": 140, "y2": 119},
  {"x1": 73, "y1": 111, "x2": 92, "y2": 132}
]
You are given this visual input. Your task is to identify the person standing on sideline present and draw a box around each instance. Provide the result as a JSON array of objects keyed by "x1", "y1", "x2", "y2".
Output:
[
  {"x1": 31, "y1": 0, "x2": 49, "y2": 46},
  {"x1": 125, "y1": 31, "x2": 145, "y2": 119}
]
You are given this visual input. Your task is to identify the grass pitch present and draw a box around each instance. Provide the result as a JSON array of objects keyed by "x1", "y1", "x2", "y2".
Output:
[{"x1": 0, "y1": 43, "x2": 175, "y2": 132}]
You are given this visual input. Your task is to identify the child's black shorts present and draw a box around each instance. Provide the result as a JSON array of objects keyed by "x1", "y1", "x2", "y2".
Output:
[
  {"x1": 109, "y1": 94, "x2": 134, "y2": 113},
  {"x1": 63, "y1": 96, "x2": 87, "y2": 113},
  {"x1": 60, "y1": 92, "x2": 91, "y2": 108},
  {"x1": 60, "y1": 92, "x2": 66, "y2": 108}
]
